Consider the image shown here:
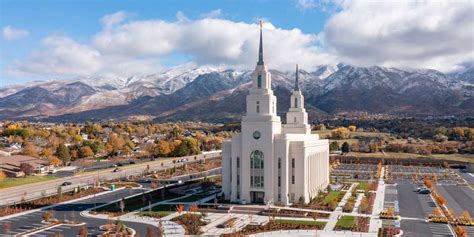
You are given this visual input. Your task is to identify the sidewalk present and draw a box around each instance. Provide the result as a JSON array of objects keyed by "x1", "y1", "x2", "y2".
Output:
[{"x1": 368, "y1": 167, "x2": 386, "y2": 233}]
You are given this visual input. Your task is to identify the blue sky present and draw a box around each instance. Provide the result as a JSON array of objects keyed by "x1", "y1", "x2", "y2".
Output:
[{"x1": 1, "y1": 0, "x2": 473, "y2": 86}]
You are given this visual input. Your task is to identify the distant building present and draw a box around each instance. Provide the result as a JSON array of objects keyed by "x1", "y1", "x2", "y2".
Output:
[
  {"x1": 222, "y1": 22, "x2": 329, "y2": 205},
  {"x1": 0, "y1": 155, "x2": 52, "y2": 177}
]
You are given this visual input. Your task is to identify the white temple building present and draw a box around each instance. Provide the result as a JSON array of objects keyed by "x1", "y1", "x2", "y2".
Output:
[{"x1": 222, "y1": 22, "x2": 329, "y2": 205}]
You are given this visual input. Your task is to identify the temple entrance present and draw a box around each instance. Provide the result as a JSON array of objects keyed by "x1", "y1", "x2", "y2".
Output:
[{"x1": 250, "y1": 191, "x2": 265, "y2": 203}]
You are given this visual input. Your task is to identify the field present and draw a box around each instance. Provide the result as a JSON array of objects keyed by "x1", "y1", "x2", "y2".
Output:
[{"x1": 0, "y1": 176, "x2": 57, "y2": 189}]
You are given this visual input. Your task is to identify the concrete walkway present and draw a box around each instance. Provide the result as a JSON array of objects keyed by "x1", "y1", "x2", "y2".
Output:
[
  {"x1": 324, "y1": 183, "x2": 358, "y2": 231},
  {"x1": 352, "y1": 193, "x2": 364, "y2": 214},
  {"x1": 249, "y1": 229, "x2": 377, "y2": 236},
  {"x1": 368, "y1": 167, "x2": 385, "y2": 233}
]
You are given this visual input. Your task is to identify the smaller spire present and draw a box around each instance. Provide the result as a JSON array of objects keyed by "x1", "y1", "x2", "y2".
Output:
[
  {"x1": 257, "y1": 20, "x2": 264, "y2": 65},
  {"x1": 294, "y1": 64, "x2": 300, "y2": 91}
]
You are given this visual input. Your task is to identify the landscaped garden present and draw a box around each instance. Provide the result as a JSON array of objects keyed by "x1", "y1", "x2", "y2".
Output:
[
  {"x1": 235, "y1": 218, "x2": 326, "y2": 235},
  {"x1": 170, "y1": 204, "x2": 205, "y2": 235},
  {"x1": 335, "y1": 215, "x2": 370, "y2": 232},
  {"x1": 292, "y1": 189, "x2": 345, "y2": 211}
]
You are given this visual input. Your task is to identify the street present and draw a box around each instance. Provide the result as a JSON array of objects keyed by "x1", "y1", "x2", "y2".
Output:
[{"x1": 0, "y1": 151, "x2": 221, "y2": 206}]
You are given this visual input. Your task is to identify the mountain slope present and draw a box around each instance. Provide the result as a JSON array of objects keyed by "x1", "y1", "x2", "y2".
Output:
[{"x1": 1, "y1": 64, "x2": 472, "y2": 122}]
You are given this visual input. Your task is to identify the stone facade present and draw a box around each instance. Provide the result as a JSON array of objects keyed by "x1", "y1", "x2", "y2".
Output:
[{"x1": 222, "y1": 22, "x2": 329, "y2": 205}]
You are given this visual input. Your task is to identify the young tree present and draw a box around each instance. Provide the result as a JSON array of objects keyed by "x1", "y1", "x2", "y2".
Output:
[
  {"x1": 348, "y1": 125, "x2": 357, "y2": 132},
  {"x1": 19, "y1": 163, "x2": 35, "y2": 175},
  {"x1": 0, "y1": 171, "x2": 6, "y2": 181},
  {"x1": 80, "y1": 146, "x2": 94, "y2": 158},
  {"x1": 22, "y1": 142, "x2": 38, "y2": 157},
  {"x1": 341, "y1": 142, "x2": 351, "y2": 154},
  {"x1": 56, "y1": 144, "x2": 71, "y2": 164},
  {"x1": 331, "y1": 127, "x2": 351, "y2": 139},
  {"x1": 78, "y1": 226, "x2": 88, "y2": 237},
  {"x1": 329, "y1": 141, "x2": 340, "y2": 152}
]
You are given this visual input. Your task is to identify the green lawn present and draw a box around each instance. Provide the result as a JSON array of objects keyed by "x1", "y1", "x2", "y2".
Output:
[
  {"x1": 274, "y1": 218, "x2": 326, "y2": 227},
  {"x1": 470, "y1": 184, "x2": 474, "y2": 189},
  {"x1": 173, "y1": 194, "x2": 210, "y2": 203},
  {"x1": 151, "y1": 204, "x2": 176, "y2": 212},
  {"x1": 351, "y1": 181, "x2": 369, "y2": 191},
  {"x1": 323, "y1": 191, "x2": 340, "y2": 205},
  {"x1": 336, "y1": 216, "x2": 356, "y2": 229},
  {"x1": 138, "y1": 211, "x2": 174, "y2": 219},
  {"x1": 0, "y1": 175, "x2": 57, "y2": 189}
]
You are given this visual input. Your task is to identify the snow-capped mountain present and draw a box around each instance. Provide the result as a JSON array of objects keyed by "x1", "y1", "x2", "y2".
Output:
[{"x1": 0, "y1": 64, "x2": 472, "y2": 121}]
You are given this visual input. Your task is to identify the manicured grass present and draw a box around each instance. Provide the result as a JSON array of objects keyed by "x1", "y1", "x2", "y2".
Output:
[
  {"x1": 0, "y1": 175, "x2": 57, "y2": 189},
  {"x1": 336, "y1": 215, "x2": 356, "y2": 229},
  {"x1": 274, "y1": 218, "x2": 326, "y2": 227},
  {"x1": 323, "y1": 191, "x2": 340, "y2": 205},
  {"x1": 151, "y1": 204, "x2": 175, "y2": 212},
  {"x1": 470, "y1": 184, "x2": 474, "y2": 189},
  {"x1": 138, "y1": 211, "x2": 174, "y2": 219},
  {"x1": 173, "y1": 194, "x2": 210, "y2": 203},
  {"x1": 352, "y1": 181, "x2": 369, "y2": 191}
]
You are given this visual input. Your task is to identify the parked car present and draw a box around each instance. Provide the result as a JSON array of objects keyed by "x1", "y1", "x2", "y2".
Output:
[
  {"x1": 113, "y1": 168, "x2": 121, "y2": 172},
  {"x1": 129, "y1": 160, "x2": 136, "y2": 164},
  {"x1": 61, "y1": 181, "x2": 72, "y2": 186},
  {"x1": 117, "y1": 163, "x2": 123, "y2": 167},
  {"x1": 419, "y1": 188, "x2": 431, "y2": 194}
]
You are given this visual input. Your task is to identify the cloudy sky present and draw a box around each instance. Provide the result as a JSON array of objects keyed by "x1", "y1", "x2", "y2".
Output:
[{"x1": 1, "y1": 0, "x2": 473, "y2": 86}]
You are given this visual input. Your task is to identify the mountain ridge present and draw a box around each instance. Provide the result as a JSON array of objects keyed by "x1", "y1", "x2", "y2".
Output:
[{"x1": 1, "y1": 64, "x2": 473, "y2": 122}]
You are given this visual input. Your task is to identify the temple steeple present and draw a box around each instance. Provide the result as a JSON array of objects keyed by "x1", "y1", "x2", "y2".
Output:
[
  {"x1": 294, "y1": 64, "x2": 300, "y2": 91},
  {"x1": 257, "y1": 20, "x2": 264, "y2": 65}
]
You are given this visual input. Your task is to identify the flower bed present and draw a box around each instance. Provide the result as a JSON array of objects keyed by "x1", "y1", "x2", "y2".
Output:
[
  {"x1": 235, "y1": 219, "x2": 326, "y2": 235},
  {"x1": 351, "y1": 216, "x2": 370, "y2": 232},
  {"x1": 171, "y1": 214, "x2": 205, "y2": 235},
  {"x1": 292, "y1": 191, "x2": 346, "y2": 211}
]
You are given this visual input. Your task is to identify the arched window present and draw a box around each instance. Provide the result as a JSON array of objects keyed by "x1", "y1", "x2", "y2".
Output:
[
  {"x1": 294, "y1": 98, "x2": 298, "y2": 108},
  {"x1": 257, "y1": 75, "x2": 262, "y2": 88},
  {"x1": 250, "y1": 150, "x2": 264, "y2": 188}
]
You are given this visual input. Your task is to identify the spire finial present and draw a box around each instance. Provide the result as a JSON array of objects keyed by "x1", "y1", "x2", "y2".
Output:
[
  {"x1": 257, "y1": 20, "x2": 264, "y2": 65},
  {"x1": 294, "y1": 64, "x2": 300, "y2": 91}
]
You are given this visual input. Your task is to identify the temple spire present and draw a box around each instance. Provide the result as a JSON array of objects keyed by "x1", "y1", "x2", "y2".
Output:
[
  {"x1": 294, "y1": 64, "x2": 300, "y2": 91},
  {"x1": 257, "y1": 20, "x2": 264, "y2": 65}
]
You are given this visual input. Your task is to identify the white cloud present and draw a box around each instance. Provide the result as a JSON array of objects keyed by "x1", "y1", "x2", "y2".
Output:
[
  {"x1": 92, "y1": 18, "x2": 334, "y2": 71},
  {"x1": 323, "y1": 0, "x2": 474, "y2": 72},
  {"x1": 6, "y1": 36, "x2": 102, "y2": 77},
  {"x1": 100, "y1": 11, "x2": 127, "y2": 29},
  {"x1": 2, "y1": 26, "x2": 30, "y2": 41},
  {"x1": 6, "y1": 2, "x2": 474, "y2": 80},
  {"x1": 201, "y1": 9, "x2": 222, "y2": 18},
  {"x1": 296, "y1": 0, "x2": 316, "y2": 9}
]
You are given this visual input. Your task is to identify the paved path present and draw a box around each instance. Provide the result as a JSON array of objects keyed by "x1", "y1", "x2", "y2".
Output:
[{"x1": 368, "y1": 167, "x2": 385, "y2": 233}]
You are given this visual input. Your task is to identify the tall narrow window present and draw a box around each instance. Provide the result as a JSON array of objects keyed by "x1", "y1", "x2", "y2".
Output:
[
  {"x1": 292, "y1": 158, "x2": 295, "y2": 168},
  {"x1": 294, "y1": 117, "x2": 297, "y2": 123},
  {"x1": 258, "y1": 75, "x2": 262, "y2": 88},
  {"x1": 237, "y1": 157, "x2": 240, "y2": 168},
  {"x1": 278, "y1": 158, "x2": 281, "y2": 169},
  {"x1": 256, "y1": 101, "x2": 260, "y2": 113},
  {"x1": 292, "y1": 175, "x2": 295, "y2": 184},
  {"x1": 294, "y1": 98, "x2": 298, "y2": 108},
  {"x1": 278, "y1": 176, "x2": 281, "y2": 187}
]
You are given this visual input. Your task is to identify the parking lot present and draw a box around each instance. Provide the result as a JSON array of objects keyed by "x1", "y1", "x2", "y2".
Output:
[{"x1": 396, "y1": 183, "x2": 454, "y2": 236}]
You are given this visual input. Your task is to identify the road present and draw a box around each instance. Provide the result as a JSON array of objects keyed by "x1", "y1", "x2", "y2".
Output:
[
  {"x1": 0, "y1": 188, "x2": 157, "y2": 236},
  {"x1": 0, "y1": 151, "x2": 221, "y2": 206}
]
